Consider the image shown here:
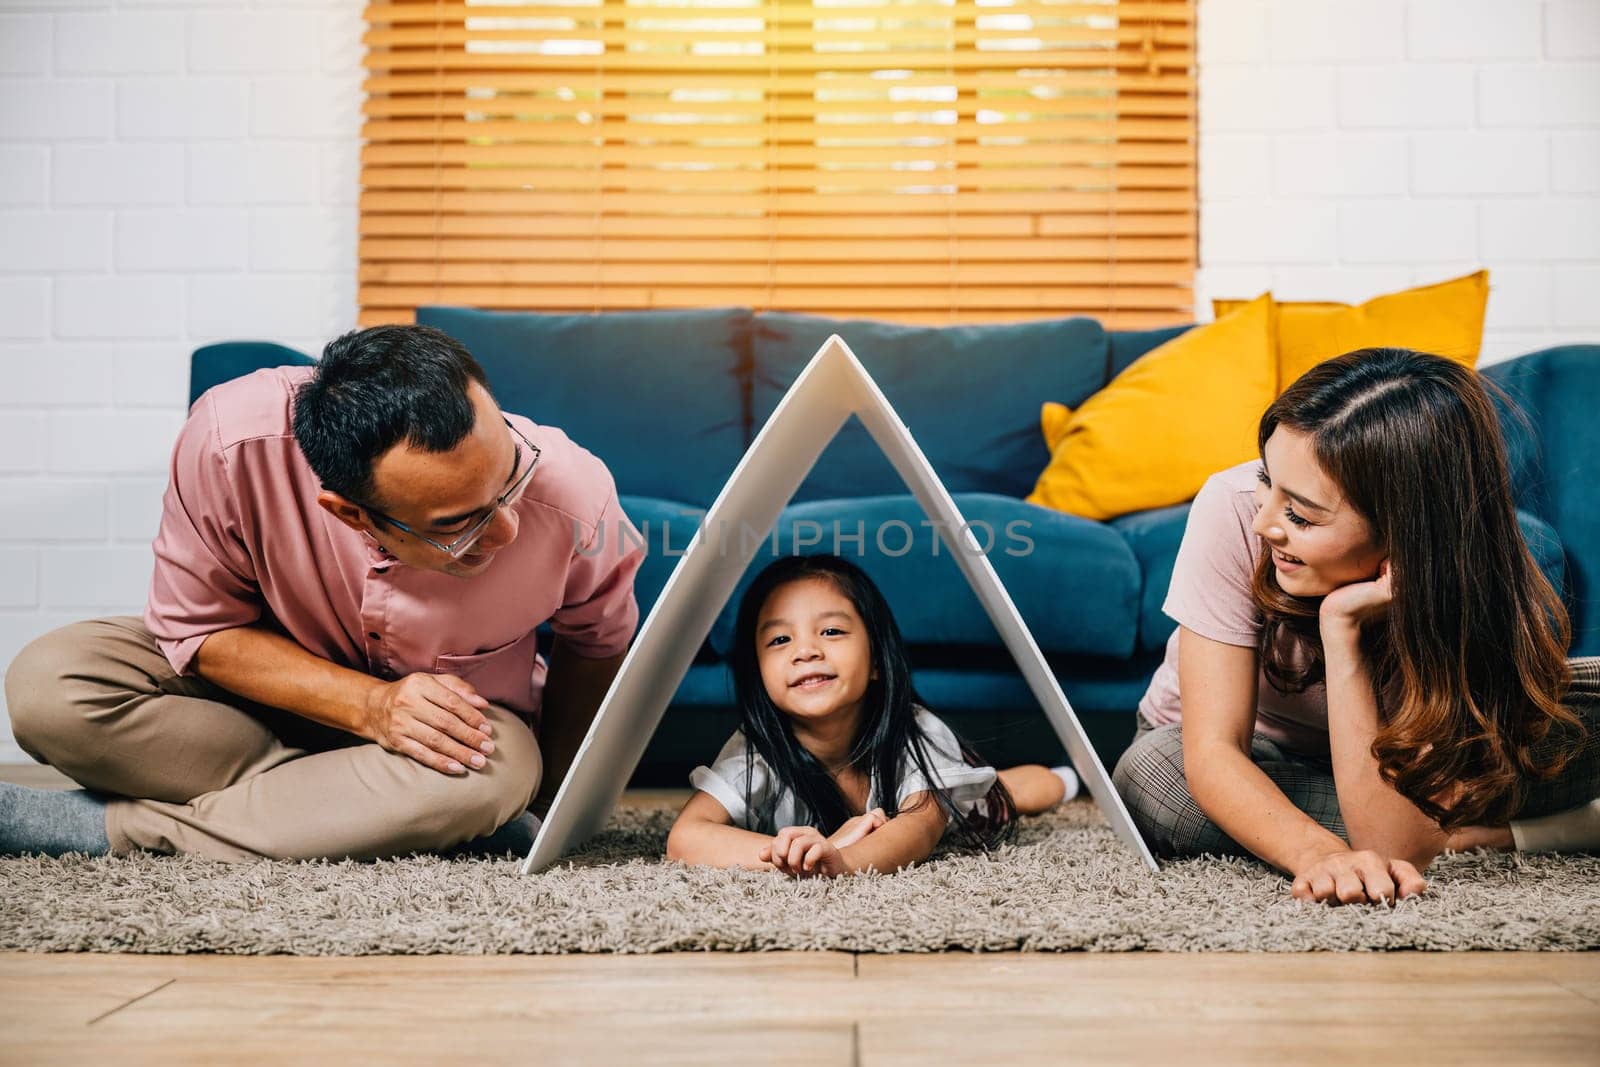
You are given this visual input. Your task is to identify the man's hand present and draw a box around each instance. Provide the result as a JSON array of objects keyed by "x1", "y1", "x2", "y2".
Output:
[
  {"x1": 361, "y1": 672, "x2": 496, "y2": 775},
  {"x1": 1291, "y1": 847, "x2": 1427, "y2": 906},
  {"x1": 760, "y1": 826, "x2": 852, "y2": 878}
]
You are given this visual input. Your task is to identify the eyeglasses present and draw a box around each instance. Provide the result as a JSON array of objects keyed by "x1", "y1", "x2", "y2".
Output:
[{"x1": 364, "y1": 419, "x2": 541, "y2": 560}]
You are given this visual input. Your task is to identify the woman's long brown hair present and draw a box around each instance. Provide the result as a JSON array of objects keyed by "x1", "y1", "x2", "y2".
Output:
[{"x1": 1252, "y1": 347, "x2": 1577, "y2": 830}]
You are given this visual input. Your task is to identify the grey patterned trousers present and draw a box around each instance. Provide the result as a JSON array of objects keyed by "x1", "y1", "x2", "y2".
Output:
[{"x1": 1112, "y1": 657, "x2": 1600, "y2": 859}]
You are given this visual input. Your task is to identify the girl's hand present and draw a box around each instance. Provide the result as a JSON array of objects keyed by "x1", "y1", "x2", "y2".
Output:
[
  {"x1": 1319, "y1": 558, "x2": 1393, "y2": 631},
  {"x1": 829, "y1": 807, "x2": 888, "y2": 849},
  {"x1": 759, "y1": 826, "x2": 850, "y2": 878},
  {"x1": 1291, "y1": 847, "x2": 1427, "y2": 906}
]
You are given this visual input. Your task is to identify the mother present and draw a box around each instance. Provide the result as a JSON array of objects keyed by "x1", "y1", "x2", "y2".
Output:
[{"x1": 1113, "y1": 347, "x2": 1599, "y2": 904}]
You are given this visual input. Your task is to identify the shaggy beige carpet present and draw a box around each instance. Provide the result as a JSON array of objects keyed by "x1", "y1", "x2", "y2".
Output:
[{"x1": 1, "y1": 801, "x2": 1596, "y2": 955}]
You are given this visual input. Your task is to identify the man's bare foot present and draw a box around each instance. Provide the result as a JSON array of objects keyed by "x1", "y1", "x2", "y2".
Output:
[{"x1": 1444, "y1": 824, "x2": 1514, "y2": 852}]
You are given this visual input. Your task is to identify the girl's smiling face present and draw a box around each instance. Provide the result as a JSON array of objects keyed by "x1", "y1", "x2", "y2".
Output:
[
  {"x1": 1251, "y1": 426, "x2": 1386, "y2": 597},
  {"x1": 756, "y1": 577, "x2": 876, "y2": 726}
]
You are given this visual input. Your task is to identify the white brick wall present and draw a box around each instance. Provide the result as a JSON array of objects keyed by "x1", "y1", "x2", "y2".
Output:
[
  {"x1": 1197, "y1": 0, "x2": 1600, "y2": 364},
  {"x1": 0, "y1": 1, "x2": 362, "y2": 759}
]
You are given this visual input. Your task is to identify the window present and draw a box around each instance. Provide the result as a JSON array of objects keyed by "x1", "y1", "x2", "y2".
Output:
[{"x1": 359, "y1": 0, "x2": 1196, "y2": 326}]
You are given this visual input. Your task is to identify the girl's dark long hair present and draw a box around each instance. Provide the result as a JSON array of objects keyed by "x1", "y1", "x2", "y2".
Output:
[
  {"x1": 729, "y1": 554, "x2": 1018, "y2": 850},
  {"x1": 1252, "y1": 347, "x2": 1577, "y2": 829}
]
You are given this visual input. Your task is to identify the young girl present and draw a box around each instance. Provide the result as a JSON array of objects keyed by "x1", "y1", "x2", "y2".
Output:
[
  {"x1": 667, "y1": 554, "x2": 1079, "y2": 877},
  {"x1": 1113, "y1": 347, "x2": 1600, "y2": 906}
]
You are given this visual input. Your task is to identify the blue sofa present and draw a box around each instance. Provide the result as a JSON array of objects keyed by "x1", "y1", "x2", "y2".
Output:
[{"x1": 191, "y1": 311, "x2": 1598, "y2": 773}]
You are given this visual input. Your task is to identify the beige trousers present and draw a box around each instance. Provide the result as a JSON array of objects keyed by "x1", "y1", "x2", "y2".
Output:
[{"x1": 3, "y1": 617, "x2": 541, "y2": 862}]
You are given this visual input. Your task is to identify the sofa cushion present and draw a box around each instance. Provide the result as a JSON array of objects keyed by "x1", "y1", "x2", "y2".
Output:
[
  {"x1": 616, "y1": 494, "x2": 710, "y2": 618},
  {"x1": 416, "y1": 306, "x2": 751, "y2": 508},
  {"x1": 751, "y1": 312, "x2": 1109, "y2": 502},
  {"x1": 706, "y1": 493, "x2": 1140, "y2": 660},
  {"x1": 1215, "y1": 271, "x2": 1488, "y2": 391},
  {"x1": 1109, "y1": 502, "x2": 1192, "y2": 653},
  {"x1": 1028, "y1": 294, "x2": 1276, "y2": 521},
  {"x1": 1108, "y1": 325, "x2": 1191, "y2": 379}
]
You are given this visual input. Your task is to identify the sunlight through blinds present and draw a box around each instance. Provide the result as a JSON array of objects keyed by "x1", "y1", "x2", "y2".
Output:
[{"x1": 359, "y1": 0, "x2": 1196, "y2": 326}]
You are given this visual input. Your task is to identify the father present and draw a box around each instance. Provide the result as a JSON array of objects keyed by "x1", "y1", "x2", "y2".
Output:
[{"x1": 2, "y1": 325, "x2": 643, "y2": 860}]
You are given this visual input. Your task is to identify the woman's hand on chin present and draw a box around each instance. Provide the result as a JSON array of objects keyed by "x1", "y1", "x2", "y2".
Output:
[
  {"x1": 1291, "y1": 846, "x2": 1427, "y2": 906},
  {"x1": 1319, "y1": 558, "x2": 1393, "y2": 633}
]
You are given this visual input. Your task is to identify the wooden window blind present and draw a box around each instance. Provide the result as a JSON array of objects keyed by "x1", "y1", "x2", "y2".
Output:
[{"x1": 359, "y1": 0, "x2": 1196, "y2": 327}]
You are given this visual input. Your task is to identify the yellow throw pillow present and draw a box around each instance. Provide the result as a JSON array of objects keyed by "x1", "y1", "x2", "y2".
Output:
[
  {"x1": 1039, "y1": 400, "x2": 1072, "y2": 451},
  {"x1": 1214, "y1": 270, "x2": 1487, "y2": 391},
  {"x1": 1026, "y1": 293, "x2": 1276, "y2": 521}
]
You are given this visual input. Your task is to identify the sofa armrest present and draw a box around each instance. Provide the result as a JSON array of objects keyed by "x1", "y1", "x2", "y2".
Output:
[{"x1": 1483, "y1": 345, "x2": 1600, "y2": 655}]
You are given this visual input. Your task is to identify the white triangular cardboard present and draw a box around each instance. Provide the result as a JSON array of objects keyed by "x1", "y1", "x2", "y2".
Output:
[{"x1": 522, "y1": 335, "x2": 1160, "y2": 874}]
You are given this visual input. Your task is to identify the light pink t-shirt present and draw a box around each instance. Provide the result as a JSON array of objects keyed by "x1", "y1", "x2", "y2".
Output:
[
  {"x1": 144, "y1": 366, "x2": 644, "y2": 722},
  {"x1": 1137, "y1": 460, "x2": 1330, "y2": 754}
]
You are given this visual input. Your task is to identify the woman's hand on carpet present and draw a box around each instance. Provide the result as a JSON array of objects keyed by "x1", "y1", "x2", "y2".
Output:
[
  {"x1": 830, "y1": 808, "x2": 888, "y2": 849},
  {"x1": 1291, "y1": 848, "x2": 1427, "y2": 906},
  {"x1": 759, "y1": 826, "x2": 850, "y2": 878}
]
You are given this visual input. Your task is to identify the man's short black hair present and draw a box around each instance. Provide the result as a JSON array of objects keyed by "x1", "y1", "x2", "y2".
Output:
[{"x1": 292, "y1": 324, "x2": 490, "y2": 509}]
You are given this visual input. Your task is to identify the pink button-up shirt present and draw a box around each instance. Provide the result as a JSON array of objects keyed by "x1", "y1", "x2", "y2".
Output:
[{"x1": 145, "y1": 366, "x2": 644, "y2": 721}]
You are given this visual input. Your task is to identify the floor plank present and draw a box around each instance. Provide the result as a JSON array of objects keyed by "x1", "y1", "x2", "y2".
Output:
[
  {"x1": 1551, "y1": 974, "x2": 1600, "y2": 1007},
  {"x1": 2, "y1": 952, "x2": 1596, "y2": 1066},
  {"x1": 0, "y1": 958, "x2": 176, "y2": 1035},
  {"x1": 0, "y1": 953, "x2": 857, "y2": 1066},
  {"x1": 855, "y1": 953, "x2": 1600, "y2": 1065}
]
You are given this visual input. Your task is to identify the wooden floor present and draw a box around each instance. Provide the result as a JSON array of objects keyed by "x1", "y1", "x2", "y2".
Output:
[{"x1": 4, "y1": 765, "x2": 1598, "y2": 1066}]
